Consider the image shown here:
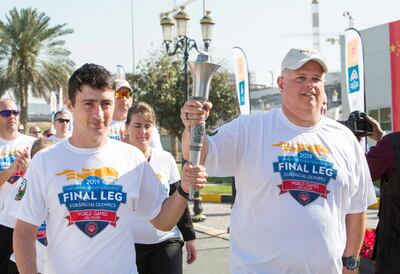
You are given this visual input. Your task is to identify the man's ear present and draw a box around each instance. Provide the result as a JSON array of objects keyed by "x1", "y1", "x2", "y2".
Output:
[
  {"x1": 277, "y1": 76, "x2": 284, "y2": 93},
  {"x1": 65, "y1": 98, "x2": 73, "y2": 111}
]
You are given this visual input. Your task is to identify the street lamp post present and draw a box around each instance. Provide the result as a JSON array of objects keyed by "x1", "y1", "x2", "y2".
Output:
[{"x1": 160, "y1": 6, "x2": 215, "y2": 222}]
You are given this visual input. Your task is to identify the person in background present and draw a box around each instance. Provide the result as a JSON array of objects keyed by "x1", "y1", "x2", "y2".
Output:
[
  {"x1": 0, "y1": 99, "x2": 35, "y2": 273},
  {"x1": 180, "y1": 48, "x2": 376, "y2": 274},
  {"x1": 126, "y1": 102, "x2": 196, "y2": 274},
  {"x1": 321, "y1": 92, "x2": 328, "y2": 115},
  {"x1": 28, "y1": 126, "x2": 42, "y2": 138},
  {"x1": 42, "y1": 128, "x2": 55, "y2": 138},
  {"x1": 17, "y1": 125, "x2": 24, "y2": 134},
  {"x1": 47, "y1": 110, "x2": 71, "y2": 143},
  {"x1": 365, "y1": 116, "x2": 400, "y2": 273},
  {"x1": 7, "y1": 137, "x2": 54, "y2": 274},
  {"x1": 109, "y1": 79, "x2": 162, "y2": 149}
]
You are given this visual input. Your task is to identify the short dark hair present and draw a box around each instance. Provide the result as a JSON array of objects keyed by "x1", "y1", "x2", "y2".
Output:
[
  {"x1": 68, "y1": 63, "x2": 115, "y2": 105},
  {"x1": 126, "y1": 102, "x2": 156, "y2": 126}
]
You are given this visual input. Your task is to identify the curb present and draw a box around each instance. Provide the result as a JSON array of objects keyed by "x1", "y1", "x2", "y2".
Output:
[
  {"x1": 200, "y1": 193, "x2": 232, "y2": 203},
  {"x1": 193, "y1": 223, "x2": 230, "y2": 241},
  {"x1": 369, "y1": 198, "x2": 379, "y2": 209}
]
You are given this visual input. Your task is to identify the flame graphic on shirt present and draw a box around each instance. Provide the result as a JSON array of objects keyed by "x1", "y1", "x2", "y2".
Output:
[{"x1": 56, "y1": 167, "x2": 118, "y2": 182}]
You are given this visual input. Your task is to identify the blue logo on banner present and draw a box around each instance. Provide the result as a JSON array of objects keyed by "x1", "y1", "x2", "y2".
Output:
[
  {"x1": 239, "y1": 81, "x2": 245, "y2": 106},
  {"x1": 58, "y1": 176, "x2": 127, "y2": 237},
  {"x1": 348, "y1": 65, "x2": 360, "y2": 93}
]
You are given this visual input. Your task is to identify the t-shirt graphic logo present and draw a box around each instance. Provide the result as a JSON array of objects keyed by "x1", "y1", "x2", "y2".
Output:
[
  {"x1": 57, "y1": 167, "x2": 127, "y2": 237},
  {"x1": 273, "y1": 144, "x2": 337, "y2": 206},
  {"x1": 36, "y1": 222, "x2": 48, "y2": 246}
]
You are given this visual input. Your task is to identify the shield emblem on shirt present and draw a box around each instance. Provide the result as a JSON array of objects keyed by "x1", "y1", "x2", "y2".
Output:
[
  {"x1": 58, "y1": 175, "x2": 127, "y2": 237},
  {"x1": 273, "y1": 150, "x2": 337, "y2": 206}
]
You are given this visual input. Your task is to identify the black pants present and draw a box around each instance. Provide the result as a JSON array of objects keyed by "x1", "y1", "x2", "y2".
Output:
[
  {"x1": 8, "y1": 260, "x2": 19, "y2": 274},
  {"x1": 0, "y1": 225, "x2": 14, "y2": 274},
  {"x1": 135, "y1": 238, "x2": 184, "y2": 274}
]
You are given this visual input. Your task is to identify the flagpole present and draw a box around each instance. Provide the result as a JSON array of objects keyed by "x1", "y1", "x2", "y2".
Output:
[{"x1": 131, "y1": 0, "x2": 135, "y2": 75}]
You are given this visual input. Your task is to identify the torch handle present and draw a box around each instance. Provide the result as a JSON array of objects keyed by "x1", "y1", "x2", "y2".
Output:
[{"x1": 189, "y1": 121, "x2": 206, "y2": 200}]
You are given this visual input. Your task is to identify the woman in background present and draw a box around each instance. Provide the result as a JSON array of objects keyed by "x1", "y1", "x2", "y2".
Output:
[{"x1": 126, "y1": 102, "x2": 196, "y2": 274}]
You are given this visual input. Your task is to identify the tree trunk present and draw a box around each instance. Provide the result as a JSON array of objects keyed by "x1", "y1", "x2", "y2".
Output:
[
  {"x1": 20, "y1": 86, "x2": 28, "y2": 129},
  {"x1": 170, "y1": 133, "x2": 179, "y2": 161}
]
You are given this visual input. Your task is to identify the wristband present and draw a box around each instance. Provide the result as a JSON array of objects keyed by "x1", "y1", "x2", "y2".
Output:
[{"x1": 178, "y1": 183, "x2": 191, "y2": 201}]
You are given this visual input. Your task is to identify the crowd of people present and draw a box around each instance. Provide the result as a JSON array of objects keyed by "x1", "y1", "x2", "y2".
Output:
[{"x1": 0, "y1": 47, "x2": 397, "y2": 274}]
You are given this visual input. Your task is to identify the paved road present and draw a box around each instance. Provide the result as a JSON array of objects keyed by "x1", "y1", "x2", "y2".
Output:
[{"x1": 183, "y1": 231, "x2": 230, "y2": 274}]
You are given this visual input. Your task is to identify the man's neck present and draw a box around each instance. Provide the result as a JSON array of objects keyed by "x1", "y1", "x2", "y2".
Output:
[
  {"x1": 69, "y1": 132, "x2": 107, "y2": 148},
  {"x1": 0, "y1": 129, "x2": 18, "y2": 141},
  {"x1": 56, "y1": 132, "x2": 68, "y2": 138},
  {"x1": 113, "y1": 111, "x2": 127, "y2": 122},
  {"x1": 281, "y1": 106, "x2": 321, "y2": 127}
]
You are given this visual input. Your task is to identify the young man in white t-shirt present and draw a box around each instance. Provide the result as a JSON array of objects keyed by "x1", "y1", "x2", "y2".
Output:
[
  {"x1": 180, "y1": 48, "x2": 376, "y2": 274},
  {"x1": 11, "y1": 64, "x2": 207, "y2": 274},
  {"x1": 0, "y1": 99, "x2": 35, "y2": 273},
  {"x1": 109, "y1": 79, "x2": 162, "y2": 148}
]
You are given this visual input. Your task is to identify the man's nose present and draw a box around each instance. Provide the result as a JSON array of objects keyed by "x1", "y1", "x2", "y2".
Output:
[{"x1": 92, "y1": 104, "x2": 104, "y2": 120}]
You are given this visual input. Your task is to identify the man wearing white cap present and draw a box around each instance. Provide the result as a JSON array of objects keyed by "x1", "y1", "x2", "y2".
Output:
[
  {"x1": 109, "y1": 80, "x2": 162, "y2": 149},
  {"x1": 180, "y1": 48, "x2": 376, "y2": 273}
]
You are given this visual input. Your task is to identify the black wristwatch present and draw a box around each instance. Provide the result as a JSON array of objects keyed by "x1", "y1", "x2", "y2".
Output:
[
  {"x1": 342, "y1": 256, "x2": 359, "y2": 270},
  {"x1": 177, "y1": 182, "x2": 191, "y2": 201}
]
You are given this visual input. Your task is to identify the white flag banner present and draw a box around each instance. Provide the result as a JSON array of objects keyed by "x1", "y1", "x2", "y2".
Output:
[
  {"x1": 232, "y1": 47, "x2": 250, "y2": 115},
  {"x1": 344, "y1": 28, "x2": 365, "y2": 112},
  {"x1": 115, "y1": 65, "x2": 126, "y2": 80},
  {"x1": 58, "y1": 87, "x2": 63, "y2": 110}
]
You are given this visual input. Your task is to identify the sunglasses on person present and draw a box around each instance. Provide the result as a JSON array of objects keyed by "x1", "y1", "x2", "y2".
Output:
[
  {"x1": 0, "y1": 109, "x2": 20, "y2": 118},
  {"x1": 30, "y1": 130, "x2": 41, "y2": 134},
  {"x1": 56, "y1": 118, "x2": 70, "y2": 123},
  {"x1": 115, "y1": 90, "x2": 132, "y2": 99},
  {"x1": 18, "y1": 128, "x2": 24, "y2": 133}
]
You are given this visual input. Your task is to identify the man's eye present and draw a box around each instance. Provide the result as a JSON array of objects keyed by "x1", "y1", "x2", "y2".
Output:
[
  {"x1": 313, "y1": 78, "x2": 322, "y2": 83},
  {"x1": 102, "y1": 102, "x2": 112, "y2": 107}
]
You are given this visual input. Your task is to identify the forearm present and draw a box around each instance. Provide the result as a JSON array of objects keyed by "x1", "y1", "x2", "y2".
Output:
[
  {"x1": 343, "y1": 212, "x2": 366, "y2": 257},
  {"x1": 0, "y1": 168, "x2": 14, "y2": 187},
  {"x1": 14, "y1": 221, "x2": 38, "y2": 274},
  {"x1": 151, "y1": 191, "x2": 187, "y2": 231},
  {"x1": 170, "y1": 182, "x2": 196, "y2": 241}
]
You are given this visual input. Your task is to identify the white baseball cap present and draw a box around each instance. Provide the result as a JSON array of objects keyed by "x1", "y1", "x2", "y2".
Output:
[
  {"x1": 115, "y1": 79, "x2": 132, "y2": 92},
  {"x1": 281, "y1": 48, "x2": 328, "y2": 73}
]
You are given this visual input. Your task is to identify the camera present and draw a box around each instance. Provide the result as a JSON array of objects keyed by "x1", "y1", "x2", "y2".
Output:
[{"x1": 338, "y1": 111, "x2": 373, "y2": 137}]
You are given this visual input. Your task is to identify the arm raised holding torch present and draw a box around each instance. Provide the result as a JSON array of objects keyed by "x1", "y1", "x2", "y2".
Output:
[{"x1": 181, "y1": 53, "x2": 219, "y2": 199}]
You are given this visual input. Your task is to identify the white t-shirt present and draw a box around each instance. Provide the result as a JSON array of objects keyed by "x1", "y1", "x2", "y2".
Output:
[
  {"x1": 132, "y1": 148, "x2": 181, "y2": 244},
  {"x1": 11, "y1": 139, "x2": 168, "y2": 274},
  {"x1": 47, "y1": 134, "x2": 70, "y2": 143},
  {"x1": 0, "y1": 134, "x2": 35, "y2": 216},
  {"x1": 6, "y1": 176, "x2": 47, "y2": 273},
  {"x1": 109, "y1": 120, "x2": 163, "y2": 149},
  {"x1": 205, "y1": 108, "x2": 376, "y2": 274}
]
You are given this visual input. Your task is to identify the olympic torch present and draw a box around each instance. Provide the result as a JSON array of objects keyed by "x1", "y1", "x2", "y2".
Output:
[{"x1": 188, "y1": 52, "x2": 220, "y2": 199}]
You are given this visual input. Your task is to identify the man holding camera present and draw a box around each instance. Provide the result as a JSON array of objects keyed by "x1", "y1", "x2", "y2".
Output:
[
  {"x1": 181, "y1": 48, "x2": 376, "y2": 273},
  {"x1": 365, "y1": 117, "x2": 400, "y2": 273}
]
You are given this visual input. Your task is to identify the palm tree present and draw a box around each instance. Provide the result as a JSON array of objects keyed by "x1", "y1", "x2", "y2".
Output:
[{"x1": 0, "y1": 8, "x2": 75, "y2": 127}]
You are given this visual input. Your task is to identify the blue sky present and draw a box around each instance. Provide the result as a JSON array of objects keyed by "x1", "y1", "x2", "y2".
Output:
[{"x1": 1, "y1": 0, "x2": 400, "y2": 86}]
